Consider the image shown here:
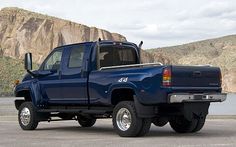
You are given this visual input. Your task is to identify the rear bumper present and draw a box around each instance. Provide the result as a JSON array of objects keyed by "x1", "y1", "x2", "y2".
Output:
[{"x1": 168, "y1": 93, "x2": 227, "y2": 103}]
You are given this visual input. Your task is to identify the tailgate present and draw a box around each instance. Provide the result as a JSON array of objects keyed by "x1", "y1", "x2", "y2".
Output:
[{"x1": 171, "y1": 66, "x2": 221, "y2": 88}]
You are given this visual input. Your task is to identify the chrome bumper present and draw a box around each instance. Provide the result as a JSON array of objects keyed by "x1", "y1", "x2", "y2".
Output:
[{"x1": 168, "y1": 93, "x2": 227, "y2": 103}]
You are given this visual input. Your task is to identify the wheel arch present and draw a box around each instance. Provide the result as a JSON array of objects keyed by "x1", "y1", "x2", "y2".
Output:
[
  {"x1": 15, "y1": 89, "x2": 32, "y2": 101},
  {"x1": 108, "y1": 82, "x2": 139, "y2": 104},
  {"x1": 111, "y1": 88, "x2": 136, "y2": 106},
  {"x1": 15, "y1": 89, "x2": 35, "y2": 110},
  {"x1": 110, "y1": 86, "x2": 155, "y2": 118}
]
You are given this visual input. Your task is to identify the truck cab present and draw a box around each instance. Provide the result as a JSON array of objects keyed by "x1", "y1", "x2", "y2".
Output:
[{"x1": 15, "y1": 40, "x2": 226, "y2": 137}]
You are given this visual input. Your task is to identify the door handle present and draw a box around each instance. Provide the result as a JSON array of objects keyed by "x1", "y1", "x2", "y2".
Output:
[{"x1": 193, "y1": 71, "x2": 201, "y2": 77}]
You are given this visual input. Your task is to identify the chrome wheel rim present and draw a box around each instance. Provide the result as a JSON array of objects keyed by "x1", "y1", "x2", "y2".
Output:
[
  {"x1": 20, "y1": 107, "x2": 31, "y2": 126},
  {"x1": 116, "y1": 108, "x2": 132, "y2": 131}
]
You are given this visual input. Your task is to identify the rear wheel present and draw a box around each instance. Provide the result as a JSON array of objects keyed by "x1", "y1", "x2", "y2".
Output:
[
  {"x1": 112, "y1": 101, "x2": 150, "y2": 137},
  {"x1": 169, "y1": 116, "x2": 198, "y2": 133},
  {"x1": 192, "y1": 116, "x2": 206, "y2": 132},
  {"x1": 152, "y1": 117, "x2": 168, "y2": 127},
  {"x1": 18, "y1": 102, "x2": 39, "y2": 130},
  {"x1": 77, "y1": 116, "x2": 96, "y2": 127},
  {"x1": 137, "y1": 118, "x2": 152, "y2": 136}
]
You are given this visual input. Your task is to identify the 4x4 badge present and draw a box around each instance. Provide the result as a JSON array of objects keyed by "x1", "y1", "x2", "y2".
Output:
[{"x1": 118, "y1": 77, "x2": 128, "y2": 82}]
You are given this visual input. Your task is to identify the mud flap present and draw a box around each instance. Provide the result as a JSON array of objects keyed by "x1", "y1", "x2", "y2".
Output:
[
  {"x1": 134, "y1": 97, "x2": 156, "y2": 118},
  {"x1": 182, "y1": 102, "x2": 210, "y2": 121}
]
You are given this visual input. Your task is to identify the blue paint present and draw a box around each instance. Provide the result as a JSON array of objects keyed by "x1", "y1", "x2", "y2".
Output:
[{"x1": 15, "y1": 40, "x2": 223, "y2": 109}]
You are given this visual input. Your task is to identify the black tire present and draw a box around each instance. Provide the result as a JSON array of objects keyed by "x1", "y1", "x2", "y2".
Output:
[
  {"x1": 137, "y1": 118, "x2": 152, "y2": 137},
  {"x1": 18, "y1": 102, "x2": 39, "y2": 130},
  {"x1": 169, "y1": 116, "x2": 198, "y2": 133},
  {"x1": 78, "y1": 116, "x2": 96, "y2": 127},
  {"x1": 192, "y1": 116, "x2": 206, "y2": 132},
  {"x1": 152, "y1": 117, "x2": 168, "y2": 127},
  {"x1": 112, "y1": 101, "x2": 146, "y2": 137}
]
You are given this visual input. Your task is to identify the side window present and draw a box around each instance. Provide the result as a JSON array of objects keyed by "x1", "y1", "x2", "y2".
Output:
[
  {"x1": 43, "y1": 50, "x2": 63, "y2": 70},
  {"x1": 68, "y1": 45, "x2": 85, "y2": 68}
]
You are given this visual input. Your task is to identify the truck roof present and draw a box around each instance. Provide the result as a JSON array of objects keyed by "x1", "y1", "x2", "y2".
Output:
[{"x1": 54, "y1": 40, "x2": 138, "y2": 50}]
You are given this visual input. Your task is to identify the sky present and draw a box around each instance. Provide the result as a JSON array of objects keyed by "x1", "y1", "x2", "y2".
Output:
[{"x1": 1, "y1": 0, "x2": 236, "y2": 48}]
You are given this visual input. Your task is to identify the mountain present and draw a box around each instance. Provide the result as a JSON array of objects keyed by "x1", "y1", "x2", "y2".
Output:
[
  {"x1": 144, "y1": 35, "x2": 236, "y2": 92},
  {"x1": 0, "y1": 7, "x2": 235, "y2": 95},
  {"x1": 0, "y1": 7, "x2": 126, "y2": 63},
  {"x1": 0, "y1": 7, "x2": 126, "y2": 96}
]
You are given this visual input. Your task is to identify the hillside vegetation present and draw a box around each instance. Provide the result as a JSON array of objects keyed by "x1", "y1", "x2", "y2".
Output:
[
  {"x1": 0, "y1": 56, "x2": 25, "y2": 96},
  {"x1": 0, "y1": 56, "x2": 38, "y2": 96}
]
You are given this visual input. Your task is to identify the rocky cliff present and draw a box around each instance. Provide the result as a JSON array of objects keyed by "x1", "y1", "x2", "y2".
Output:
[
  {"x1": 0, "y1": 7, "x2": 235, "y2": 95},
  {"x1": 0, "y1": 7, "x2": 126, "y2": 63},
  {"x1": 145, "y1": 35, "x2": 236, "y2": 92}
]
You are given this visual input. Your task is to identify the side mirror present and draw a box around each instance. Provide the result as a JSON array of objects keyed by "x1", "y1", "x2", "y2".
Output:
[{"x1": 24, "y1": 53, "x2": 32, "y2": 71}]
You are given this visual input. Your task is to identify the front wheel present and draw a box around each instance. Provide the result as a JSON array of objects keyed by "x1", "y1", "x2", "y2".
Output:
[
  {"x1": 112, "y1": 101, "x2": 151, "y2": 137},
  {"x1": 18, "y1": 102, "x2": 39, "y2": 130}
]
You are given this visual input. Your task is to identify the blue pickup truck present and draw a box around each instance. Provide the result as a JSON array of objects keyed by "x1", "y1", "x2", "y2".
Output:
[{"x1": 14, "y1": 40, "x2": 226, "y2": 137}]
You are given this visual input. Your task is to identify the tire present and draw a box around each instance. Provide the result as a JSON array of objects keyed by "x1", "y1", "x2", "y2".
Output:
[
  {"x1": 152, "y1": 117, "x2": 168, "y2": 127},
  {"x1": 192, "y1": 116, "x2": 206, "y2": 132},
  {"x1": 112, "y1": 101, "x2": 148, "y2": 137},
  {"x1": 18, "y1": 102, "x2": 39, "y2": 130},
  {"x1": 169, "y1": 116, "x2": 198, "y2": 133},
  {"x1": 137, "y1": 118, "x2": 152, "y2": 137},
  {"x1": 78, "y1": 116, "x2": 96, "y2": 127}
]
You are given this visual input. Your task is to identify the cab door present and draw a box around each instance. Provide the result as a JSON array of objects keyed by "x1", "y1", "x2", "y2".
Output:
[
  {"x1": 60, "y1": 44, "x2": 88, "y2": 105},
  {"x1": 38, "y1": 48, "x2": 64, "y2": 104}
]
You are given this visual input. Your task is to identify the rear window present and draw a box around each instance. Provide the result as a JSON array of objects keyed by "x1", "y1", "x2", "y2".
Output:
[{"x1": 99, "y1": 46, "x2": 137, "y2": 67}]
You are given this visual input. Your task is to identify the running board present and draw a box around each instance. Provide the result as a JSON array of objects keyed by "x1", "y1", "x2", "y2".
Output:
[{"x1": 37, "y1": 106, "x2": 113, "y2": 114}]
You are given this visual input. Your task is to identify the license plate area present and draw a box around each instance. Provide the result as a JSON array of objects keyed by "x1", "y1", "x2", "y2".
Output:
[{"x1": 193, "y1": 94, "x2": 204, "y2": 100}]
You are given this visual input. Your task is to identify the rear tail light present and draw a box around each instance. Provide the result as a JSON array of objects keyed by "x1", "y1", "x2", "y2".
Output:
[{"x1": 163, "y1": 67, "x2": 171, "y2": 87}]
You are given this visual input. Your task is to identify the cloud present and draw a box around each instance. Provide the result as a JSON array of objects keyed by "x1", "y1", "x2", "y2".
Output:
[
  {"x1": 1, "y1": 0, "x2": 236, "y2": 48},
  {"x1": 109, "y1": 23, "x2": 146, "y2": 31},
  {"x1": 197, "y1": 1, "x2": 235, "y2": 18}
]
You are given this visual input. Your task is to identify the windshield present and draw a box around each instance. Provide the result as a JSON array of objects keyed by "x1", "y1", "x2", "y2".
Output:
[{"x1": 99, "y1": 45, "x2": 138, "y2": 68}]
